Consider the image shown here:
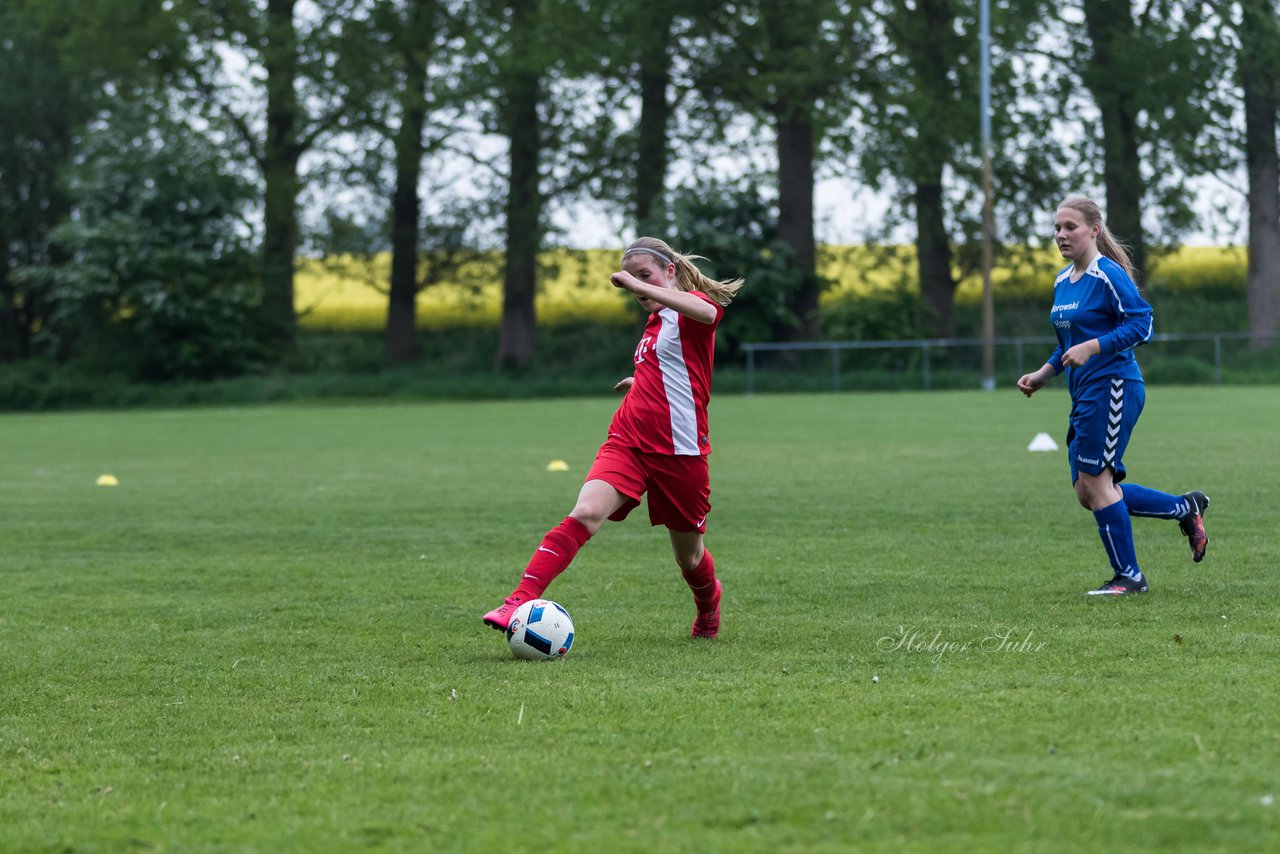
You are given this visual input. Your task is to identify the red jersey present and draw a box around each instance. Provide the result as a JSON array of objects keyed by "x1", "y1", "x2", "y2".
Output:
[{"x1": 607, "y1": 292, "x2": 723, "y2": 456}]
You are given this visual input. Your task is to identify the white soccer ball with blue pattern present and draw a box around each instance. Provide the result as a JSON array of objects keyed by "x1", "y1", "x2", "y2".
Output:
[{"x1": 506, "y1": 599, "x2": 575, "y2": 661}]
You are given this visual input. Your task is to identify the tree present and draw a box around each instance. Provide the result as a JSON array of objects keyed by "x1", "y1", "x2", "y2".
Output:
[
  {"x1": 30, "y1": 99, "x2": 263, "y2": 379},
  {"x1": 601, "y1": 0, "x2": 683, "y2": 237},
  {"x1": 630, "y1": 1, "x2": 678, "y2": 237},
  {"x1": 307, "y1": 0, "x2": 484, "y2": 363},
  {"x1": 177, "y1": 0, "x2": 376, "y2": 352},
  {"x1": 495, "y1": 0, "x2": 544, "y2": 369},
  {"x1": 260, "y1": 0, "x2": 304, "y2": 348},
  {"x1": 578, "y1": 0, "x2": 729, "y2": 249},
  {"x1": 601, "y1": 0, "x2": 721, "y2": 237},
  {"x1": 861, "y1": 0, "x2": 972, "y2": 338},
  {"x1": 0, "y1": 3, "x2": 82, "y2": 361},
  {"x1": 368, "y1": 0, "x2": 462, "y2": 361},
  {"x1": 1074, "y1": 0, "x2": 1233, "y2": 281},
  {"x1": 1237, "y1": 0, "x2": 1280, "y2": 344},
  {"x1": 855, "y1": 0, "x2": 1059, "y2": 338},
  {"x1": 0, "y1": 0, "x2": 181, "y2": 362},
  {"x1": 1080, "y1": 0, "x2": 1145, "y2": 271},
  {"x1": 669, "y1": 180, "x2": 817, "y2": 351},
  {"x1": 694, "y1": 0, "x2": 863, "y2": 339},
  {"x1": 465, "y1": 0, "x2": 614, "y2": 370},
  {"x1": 385, "y1": 4, "x2": 431, "y2": 361}
]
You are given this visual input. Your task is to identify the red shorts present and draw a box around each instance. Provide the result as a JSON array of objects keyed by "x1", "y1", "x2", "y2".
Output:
[{"x1": 585, "y1": 438, "x2": 710, "y2": 533}]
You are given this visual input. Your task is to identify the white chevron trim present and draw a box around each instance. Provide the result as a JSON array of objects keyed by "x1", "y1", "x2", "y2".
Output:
[{"x1": 1104, "y1": 379, "x2": 1123, "y2": 464}]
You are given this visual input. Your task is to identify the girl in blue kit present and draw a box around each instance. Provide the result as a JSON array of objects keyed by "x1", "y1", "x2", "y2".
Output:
[{"x1": 1017, "y1": 196, "x2": 1210, "y2": 596}]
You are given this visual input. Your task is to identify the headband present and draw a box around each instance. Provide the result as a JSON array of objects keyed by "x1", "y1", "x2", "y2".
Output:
[{"x1": 622, "y1": 247, "x2": 674, "y2": 268}]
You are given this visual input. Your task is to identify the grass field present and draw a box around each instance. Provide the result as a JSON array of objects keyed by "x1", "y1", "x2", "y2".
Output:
[{"x1": 2, "y1": 388, "x2": 1277, "y2": 851}]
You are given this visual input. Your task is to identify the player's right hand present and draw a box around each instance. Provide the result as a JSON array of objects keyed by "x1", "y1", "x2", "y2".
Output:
[
  {"x1": 613, "y1": 376, "x2": 634, "y2": 393},
  {"x1": 1016, "y1": 373, "x2": 1044, "y2": 397}
]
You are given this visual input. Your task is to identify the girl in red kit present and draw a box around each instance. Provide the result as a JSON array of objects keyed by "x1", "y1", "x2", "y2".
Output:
[{"x1": 483, "y1": 236, "x2": 742, "y2": 638}]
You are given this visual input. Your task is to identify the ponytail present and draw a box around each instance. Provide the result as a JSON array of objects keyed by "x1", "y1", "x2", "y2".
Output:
[
  {"x1": 1095, "y1": 225, "x2": 1138, "y2": 284},
  {"x1": 1059, "y1": 195, "x2": 1138, "y2": 283},
  {"x1": 623, "y1": 237, "x2": 744, "y2": 307}
]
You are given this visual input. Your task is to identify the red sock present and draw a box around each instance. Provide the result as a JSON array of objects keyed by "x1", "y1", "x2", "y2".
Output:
[
  {"x1": 512, "y1": 516, "x2": 591, "y2": 601},
  {"x1": 681, "y1": 547, "x2": 718, "y2": 609}
]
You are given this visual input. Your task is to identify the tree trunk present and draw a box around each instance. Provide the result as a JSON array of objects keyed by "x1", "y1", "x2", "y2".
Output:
[
  {"x1": 915, "y1": 174, "x2": 956, "y2": 338},
  {"x1": 0, "y1": 238, "x2": 19, "y2": 360},
  {"x1": 905, "y1": 0, "x2": 959, "y2": 340},
  {"x1": 1240, "y1": 0, "x2": 1280, "y2": 347},
  {"x1": 757, "y1": 0, "x2": 823, "y2": 340},
  {"x1": 0, "y1": 255, "x2": 22, "y2": 362},
  {"x1": 776, "y1": 113, "x2": 821, "y2": 338},
  {"x1": 497, "y1": 97, "x2": 541, "y2": 370},
  {"x1": 1082, "y1": 0, "x2": 1146, "y2": 281},
  {"x1": 261, "y1": 0, "x2": 300, "y2": 351},
  {"x1": 496, "y1": 0, "x2": 542, "y2": 371},
  {"x1": 634, "y1": 10, "x2": 673, "y2": 238},
  {"x1": 384, "y1": 9, "x2": 430, "y2": 363}
]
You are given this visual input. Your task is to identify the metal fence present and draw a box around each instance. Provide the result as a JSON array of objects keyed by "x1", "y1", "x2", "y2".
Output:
[{"x1": 741, "y1": 331, "x2": 1280, "y2": 394}]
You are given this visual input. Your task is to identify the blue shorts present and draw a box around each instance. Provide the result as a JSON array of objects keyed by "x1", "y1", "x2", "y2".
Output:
[{"x1": 1067, "y1": 377, "x2": 1145, "y2": 484}]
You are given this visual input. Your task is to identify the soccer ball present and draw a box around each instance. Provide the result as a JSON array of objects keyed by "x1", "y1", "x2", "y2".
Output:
[{"x1": 506, "y1": 599, "x2": 575, "y2": 661}]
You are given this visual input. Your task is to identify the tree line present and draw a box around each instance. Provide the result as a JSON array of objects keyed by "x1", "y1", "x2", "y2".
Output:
[{"x1": 1, "y1": 0, "x2": 1277, "y2": 380}]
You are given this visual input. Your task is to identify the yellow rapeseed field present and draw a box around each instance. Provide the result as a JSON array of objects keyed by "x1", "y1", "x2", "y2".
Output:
[
  {"x1": 296, "y1": 250, "x2": 627, "y2": 331},
  {"x1": 295, "y1": 245, "x2": 1246, "y2": 331}
]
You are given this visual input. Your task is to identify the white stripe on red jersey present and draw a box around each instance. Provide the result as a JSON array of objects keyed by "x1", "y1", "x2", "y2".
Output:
[
  {"x1": 606, "y1": 291, "x2": 722, "y2": 456},
  {"x1": 655, "y1": 307, "x2": 700, "y2": 454}
]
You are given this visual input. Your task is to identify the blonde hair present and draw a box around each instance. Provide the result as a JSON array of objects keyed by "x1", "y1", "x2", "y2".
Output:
[
  {"x1": 623, "y1": 236, "x2": 743, "y2": 307},
  {"x1": 1058, "y1": 196, "x2": 1138, "y2": 282}
]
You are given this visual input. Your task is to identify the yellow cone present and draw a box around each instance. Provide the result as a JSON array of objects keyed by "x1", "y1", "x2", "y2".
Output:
[
  {"x1": 545, "y1": 460, "x2": 569, "y2": 472},
  {"x1": 96, "y1": 474, "x2": 119, "y2": 486}
]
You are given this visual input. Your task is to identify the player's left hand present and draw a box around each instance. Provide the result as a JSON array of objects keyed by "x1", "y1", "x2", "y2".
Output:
[
  {"x1": 1062, "y1": 340, "x2": 1100, "y2": 368},
  {"x1": 610, "y1": 271, "x2": 639, "y2": 292}
]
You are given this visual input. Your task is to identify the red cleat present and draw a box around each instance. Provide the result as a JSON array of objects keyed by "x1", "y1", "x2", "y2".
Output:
[
  {"x1": 482, "y1": 596, "x2": 524, "y2": 631},
  {"x1": 691, "y1": 580, "x2": 722, "y2": 638}
]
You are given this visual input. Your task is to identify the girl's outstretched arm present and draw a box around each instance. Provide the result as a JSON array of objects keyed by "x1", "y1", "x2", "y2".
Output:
[{"x1": 610, "y1": 272, "x2": 718, "y2": 324}]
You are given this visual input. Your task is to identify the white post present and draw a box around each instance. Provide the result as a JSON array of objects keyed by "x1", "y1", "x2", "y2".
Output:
[{"x1": 980, "y1": 0, "x2": 996, "y2": 391}]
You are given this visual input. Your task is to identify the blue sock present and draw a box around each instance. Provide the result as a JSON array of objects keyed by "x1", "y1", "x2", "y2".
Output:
[
  {"x1": 1094, "y1": 500, "x2": 1143, "y2": 582},
  {"x1": 1121, "y1": 483, "x2": 1189, "y2": 519}
]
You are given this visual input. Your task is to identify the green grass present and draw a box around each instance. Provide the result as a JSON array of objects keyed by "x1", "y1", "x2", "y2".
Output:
[{"x1": 2, "y1": 388, "x2": 1277, "y2": 852}]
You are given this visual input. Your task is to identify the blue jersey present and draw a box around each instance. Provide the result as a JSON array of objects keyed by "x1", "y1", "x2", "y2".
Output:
[{"x1": 1045, "y1": 255, "x2": 1152, "y2": 399}]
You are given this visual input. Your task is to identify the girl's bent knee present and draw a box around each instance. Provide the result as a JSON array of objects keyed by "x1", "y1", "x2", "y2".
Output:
[
  {"x1": 675, "y1": 555, "x2": 700, "y2": 573},
  {"x1": 568, "y1": 508, "x2": 606, "y2": 534}
]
